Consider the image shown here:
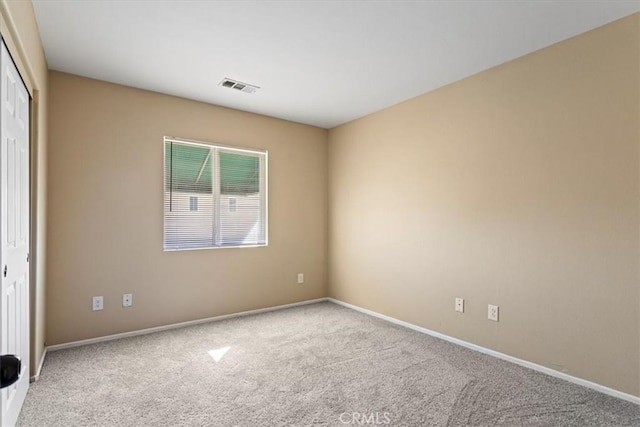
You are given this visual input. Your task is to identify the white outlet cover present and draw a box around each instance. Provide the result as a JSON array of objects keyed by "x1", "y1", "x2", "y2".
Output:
[
  {"x1": 123, "y1": 293, "x2": 133, "y2": 307},
  {"x1": 455, "y1": 297, "x2": 464, "y2": 313},
  {"x1": 488, "y1": 304, "x2": 499, "y2": 321},
  {"x1": 297, "y1": 273, "x2": 304, "y2": 284},
  {"x1": 92, "y1": 296, "x2": 104, "y2": 311}
]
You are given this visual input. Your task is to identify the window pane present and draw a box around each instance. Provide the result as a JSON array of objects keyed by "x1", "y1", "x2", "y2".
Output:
[
  {"x1": 218, "y1": 151, "x2": 264, "y2": 246},
  {"x1": 164, "y1": 141, "x2": 214, "y2": 249}
]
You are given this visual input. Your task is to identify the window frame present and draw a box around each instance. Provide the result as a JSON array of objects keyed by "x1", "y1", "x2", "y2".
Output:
[{"x1": 163, "y1": 136, "x2": 268, "y2": 251}]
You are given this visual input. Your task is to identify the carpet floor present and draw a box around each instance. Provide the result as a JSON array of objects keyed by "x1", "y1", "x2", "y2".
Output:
[{"x1": 17, "y1": 302, "x2": 640, "y2": 426}]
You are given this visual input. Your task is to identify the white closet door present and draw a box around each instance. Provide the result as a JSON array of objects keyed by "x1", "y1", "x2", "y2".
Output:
[{"x1": 0, "y1": 39, "x2": 30, "y2": 427}]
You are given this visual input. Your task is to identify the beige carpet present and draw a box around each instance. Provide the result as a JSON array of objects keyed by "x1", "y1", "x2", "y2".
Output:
[{"x1": 17, "y1": 302, "x2": 640, "y2": 426}]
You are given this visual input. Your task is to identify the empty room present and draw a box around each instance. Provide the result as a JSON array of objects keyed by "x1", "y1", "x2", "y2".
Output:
[{"x1": 0, "y1": 0, "x2": 638, "y2": 426}]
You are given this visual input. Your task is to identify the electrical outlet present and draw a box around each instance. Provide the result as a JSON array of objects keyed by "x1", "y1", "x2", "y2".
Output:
[
  {"x1": 455, "y1": 297, "x2": 464, "y2": 313},
  {"x1": 297, "y1": 273, "x2": 304, "y2": 284},
  {"x1": 92, "y1": 296, "x2": 104, "y2": 311},
  {"x1": 488, "y1": 304, "x2": 499, "y2": 321},
  {"x1": 122, "y1": 293, "x2": 133, "y2": 307}
]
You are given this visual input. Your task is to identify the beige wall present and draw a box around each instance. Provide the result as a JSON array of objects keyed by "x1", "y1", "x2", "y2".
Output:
[
  {"x1": 47, "y1": 71, "x2": 327, "y2": 345},
  {"x1": 0, "y1": 0, "x2": 48, "y2": 376},
  {"x1": 328, "y1": 14, "x2": 640, "y2": 397}
]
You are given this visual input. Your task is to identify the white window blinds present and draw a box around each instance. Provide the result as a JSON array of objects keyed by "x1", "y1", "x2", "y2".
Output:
[{"x1": 164, "y1": 137, "x2": 267, "y2": 250}]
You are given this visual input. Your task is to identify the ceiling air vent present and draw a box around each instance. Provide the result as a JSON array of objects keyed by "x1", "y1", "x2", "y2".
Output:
[{"x1": 219, "y1": 78, "x2": 259, "y2": 94}]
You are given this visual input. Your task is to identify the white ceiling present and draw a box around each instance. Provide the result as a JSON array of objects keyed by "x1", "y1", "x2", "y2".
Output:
[{"x1": 32, "y1": 1, "x2": 639, "y2": 129}]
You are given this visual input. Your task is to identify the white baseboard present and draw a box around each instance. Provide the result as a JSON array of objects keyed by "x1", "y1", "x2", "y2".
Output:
[
  {"x1": 327, "y1": 297, "x2": 640, "y2": 406},
  {"x1": 40, "y1": 296, "x2": 640, "y2": 405},
  {"x1": 30, "y1": 346, "x2": 47, "y2": 382},
  {"x1": 47, "y1": 297, "x2": 329, "y2": 352}
]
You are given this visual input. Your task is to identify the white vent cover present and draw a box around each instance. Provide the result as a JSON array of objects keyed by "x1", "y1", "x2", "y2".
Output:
[{"x1": 219, "y1": 78, "x2": 260, "y2": 94}]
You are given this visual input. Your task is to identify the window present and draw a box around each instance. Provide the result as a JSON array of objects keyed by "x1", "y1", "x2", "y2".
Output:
[
  {"x1": 189, "y1": 196, "x2": 198, "y2": 212},
  {"x1": 163, "y1": 137, "x2": 267, "y2": 250}
]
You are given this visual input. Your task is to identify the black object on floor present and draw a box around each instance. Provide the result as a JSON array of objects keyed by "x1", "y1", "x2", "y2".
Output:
[{"x1": 0, "y1": 354, "x2": 21, "y2": 388}]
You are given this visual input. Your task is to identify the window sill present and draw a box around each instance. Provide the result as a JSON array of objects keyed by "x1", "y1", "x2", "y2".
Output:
[{"x1": 163, "y1": 243, "x2": 268, "y2": 252}]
